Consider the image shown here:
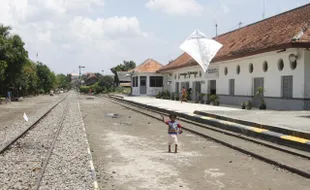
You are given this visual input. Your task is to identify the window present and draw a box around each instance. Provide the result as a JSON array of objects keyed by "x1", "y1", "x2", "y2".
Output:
[
  {"x1": 150, "y1": 76, "x2": 163, "y2": 87},
  {"x1": 224, "y1": 67, "x2": 228, "y2": 75},
  {"x1": 263, "y1": 61, "x2": 268, "y2": 72},
  {"x1": 282, "y1": 76, "x2": 293, "y2": 98},
  {"x1": 249, "y1": 63, "x2": 254, "y2": 73},
  {"x1": 133, "y1": 76, "x2": 138, "y2": 87},
  {"x1": 229, "y1": 79, "x2": 235, "y2": 96},
  {"x1": 278, "y1": 59, "x2": 284, "y2": 71},
  {"x1": 290, "y1": 60, "x2": 297, "y2": 70},
  {"x1": 236, "y1": 65, "x2": 240, "y2": 75}
]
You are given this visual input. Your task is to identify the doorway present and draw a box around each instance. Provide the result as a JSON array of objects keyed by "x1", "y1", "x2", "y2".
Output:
[
  {"x1": 140, "y1": 76, "x2": 147, "y2": 95},
  {"x1": 192, "y1": 81, "x2": 201, "y2": 102},
  {"x1": 209, "y1": 80, "x2": 216, "y2": 95},
  {"x1": 175, "y1": 82, "x2": 179, "y2": 98},
  {"x1": 253, "y1": 77, "x2": 264, "y2": 106}
]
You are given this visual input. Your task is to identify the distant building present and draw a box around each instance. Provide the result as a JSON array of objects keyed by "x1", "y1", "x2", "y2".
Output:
[
  {"x1": 71, "y1": 73, "x2": 79, "y2": 81},
  {"x1": 130, "y1": 58, "x2": 164, "y2": 96},
  {"x1": 84, "y1": 73, "x2": 98, "y2": 86},
  {"x1": 116, "y1": 71, "x2": 132, "y2": 87}
]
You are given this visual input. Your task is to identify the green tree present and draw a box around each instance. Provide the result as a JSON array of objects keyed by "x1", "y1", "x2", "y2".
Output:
[
  {"x1": 94, "y1": 73, "x2": 104, "y2": 80},
  {"x1": 98, "y1": 75, "x2": 114, "y2": 89},
  {"x1": 56, "y1": 73, "x2": 72, "y2": 90},
  {"x1": 15, "y1": 60, "x2": 39, "y2": 95},
  {"x1": 0, "y1": 24, "x2": 28, "y2": 94},
  {"x1": 67, "y1": 74, "x2": 72, "y2": 83},
  {"x1": 36, "y1": 62, "x2": 56, "y2": 93},
  {"x1": 110, "y1": 60, "x2": 136, "y2": 83}
]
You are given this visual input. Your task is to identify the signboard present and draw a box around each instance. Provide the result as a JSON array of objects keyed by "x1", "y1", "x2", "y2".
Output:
[{"x1": 205, "y1": 66, "x2": 219, "y2": 78}]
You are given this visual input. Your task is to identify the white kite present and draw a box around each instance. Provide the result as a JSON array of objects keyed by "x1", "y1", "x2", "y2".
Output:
[
  {"x1": 23, "y1": 113, "x2": 28, "y2": 122},
  {"x1": 180, "y1": 29, "x2": 223, "y2": 72}
]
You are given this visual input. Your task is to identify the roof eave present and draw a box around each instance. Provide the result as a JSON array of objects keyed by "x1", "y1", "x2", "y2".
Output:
[
  {"x1": 213, "y1": 42, "x2": 310, "y2": 63},
  {"x1": 158, "y1": 42, "x2": 310, "y2": 72}
]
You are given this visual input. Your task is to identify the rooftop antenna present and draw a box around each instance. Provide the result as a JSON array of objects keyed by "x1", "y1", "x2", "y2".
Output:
[
  {"x1": 215, "y1": 21, "x2": 218, "y2": 36},
  {"x1": 238, "y1": 22, "x2": 243, "y2": 28},
  {"x1": 262, "y1": 0, "x2": 266, "y2": 19}
]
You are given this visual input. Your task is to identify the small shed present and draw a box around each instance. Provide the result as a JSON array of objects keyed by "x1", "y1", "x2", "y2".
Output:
[{"x1": 130, "y1": 58, "x2": 164, "y2": 96}]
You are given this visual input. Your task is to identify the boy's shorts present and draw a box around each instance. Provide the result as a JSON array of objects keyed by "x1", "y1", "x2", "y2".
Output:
[{"x1": 168, "y1": 134, "x2": 178, "y2": 145}]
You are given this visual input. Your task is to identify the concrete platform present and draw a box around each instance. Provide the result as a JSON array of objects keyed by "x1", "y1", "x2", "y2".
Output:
[
  {"x1": 194, "y1": 110, "x2": 310, "y2": 138},
  {"x1": 111, "y1": 95, "x2": 310, "y2": 151},
  {"x1": 124, "y1": 96, "x2": 310, "y2": 134},
  {"x1": 125, "y1": 96, "x2": 239, "y2": 113}
]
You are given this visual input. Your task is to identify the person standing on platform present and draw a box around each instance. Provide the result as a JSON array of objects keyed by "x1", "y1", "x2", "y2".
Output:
[
  {"x1": 6, "y1": 91, "x2": 11, "y2": 103},
  {"x1": 181, "y1": 87, "x2": 188, "y2": 103}
]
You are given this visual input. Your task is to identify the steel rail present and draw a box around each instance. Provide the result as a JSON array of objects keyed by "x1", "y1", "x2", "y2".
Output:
[{"x1": 0, "y1": 94, "x2": 68, "y2": 154}]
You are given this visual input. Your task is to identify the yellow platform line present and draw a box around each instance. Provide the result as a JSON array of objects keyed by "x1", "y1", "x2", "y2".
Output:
[
  {"x1": 280, "y1": 135, "x2": 310, "y2": 144},
  {"x1": 248, "y1": 127, "x2": 268, "y2": 133},
  {"x1": 188, "y1": 112, "x2": 310, "y2": 144},
  {"x1": 201, "y1": 116, "x2": 213, "y2": 120},
  {"x1": 187, "y1": 113, "x2": 196, "y2": 116}
]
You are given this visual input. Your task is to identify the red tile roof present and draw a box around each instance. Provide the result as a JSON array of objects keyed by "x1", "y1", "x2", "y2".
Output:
[
  {"x1": 158, "y1": 3, "x2": 310, "y2": 72},
  {"x1": 129, "y1": 58, "x2": 163, "y2": 72}
]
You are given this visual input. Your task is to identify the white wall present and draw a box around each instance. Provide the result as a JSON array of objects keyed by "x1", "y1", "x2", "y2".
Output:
[
  {"x1": 304, "y1": 49, "x2": 310, "y2": 98},
  {"x1": 217, "y1": 49, "x2": 304, "y2": 98},
  {"x1": 131, "y1": 72, "x2": 164, "y2": 96},
  {"x1": 168, "y1": 66, "x2": 209, "y2": 94},
  {"x1": 166, "y1": 48, "x2": 306, "y2": 98}
]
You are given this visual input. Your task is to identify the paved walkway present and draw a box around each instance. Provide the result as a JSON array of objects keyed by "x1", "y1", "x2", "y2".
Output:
[{"x1": 124, "y1": 96, "x2": 310, "y2": 134}]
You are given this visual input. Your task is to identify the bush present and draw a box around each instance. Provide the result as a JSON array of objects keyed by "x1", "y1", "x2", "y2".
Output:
[
  {"x1": 245, "y1": 100, "x2": 252, "y2": 110},
  {"x1": 163, "y1": 90, "x2": 170, "y2": 99},
  {"x1": 79, "y1": 82, "x2": 103, "y2": 94},
  {"x1": 79, "y1": 85, "x2": 91, "y2": 93},
  {"x1": 92, "y1": 83, "x2": 103, "y2": 94},
  {"x1": 155, "y1": 91, "x2": 162, "y2": 98},
  {"x1": 171, "y1": 92, "x2": 175, "y2": 100}
]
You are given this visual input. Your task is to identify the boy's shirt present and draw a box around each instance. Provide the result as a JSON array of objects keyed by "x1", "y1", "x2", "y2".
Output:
[{"x1": 165, "y1": 120, "x2": 182, "y2": 135}]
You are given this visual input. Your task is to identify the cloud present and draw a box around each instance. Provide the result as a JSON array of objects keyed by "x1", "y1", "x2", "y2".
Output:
[
  {"x1": 219, "y1": 0, "x2": 230, "y2": 14},
  {"x1": 145, "y1": 0, "x2": 204, "y2": 16},
  {"x1": 0, "y1": 0, "x2": 167, "y2": 74}
]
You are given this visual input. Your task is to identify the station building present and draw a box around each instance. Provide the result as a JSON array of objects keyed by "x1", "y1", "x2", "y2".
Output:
[
  {"x1": 131, "y1": 4, "x2": 310, "y2": 110},
  {"x1": 129, "y1": 58, "x2": 164, "y2": 96}
]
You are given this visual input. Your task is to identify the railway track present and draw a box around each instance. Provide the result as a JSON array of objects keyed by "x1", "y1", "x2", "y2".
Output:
[
  {"x1": 0, "y1": 94, "x2": 69, "y2": 189},
  {"x1": 0, "y1": 94, "x2": 68, "y2": 154},
  {"x1": 104, "y1": 95, "x2": 310, "y2": 179}
]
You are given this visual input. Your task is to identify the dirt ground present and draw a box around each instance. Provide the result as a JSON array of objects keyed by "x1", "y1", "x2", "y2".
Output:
[
  {"x1": 0, "y1": 94, "x2": 64, "y2": 130},
  {"x1": 79, "y1": 95, "x2": 310, "y2": 190}
]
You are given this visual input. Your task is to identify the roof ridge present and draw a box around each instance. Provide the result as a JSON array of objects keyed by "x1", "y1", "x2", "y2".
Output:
[
  {"x1": 214, "y1": 3, "x2": 310, "y2": 39},
  {"x1": 160, "y1": 53, "x2": 190, "y2": 69}
]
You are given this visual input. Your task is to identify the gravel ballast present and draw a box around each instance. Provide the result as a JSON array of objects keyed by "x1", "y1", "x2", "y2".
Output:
[
  {"x1": 0, "y1": 94, "x2": 66, "y2": 150},
  {"x1": 0, "y1": 92, "x2": 94, "y2": 189},
  {"x1": 39, "y1": 93, "x2": 93, "y2": 190}
]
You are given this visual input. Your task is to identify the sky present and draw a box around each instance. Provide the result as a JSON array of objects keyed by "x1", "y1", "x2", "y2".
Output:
[{"x1": 0, "y1": 0, "x2": 309, "y2": 75}]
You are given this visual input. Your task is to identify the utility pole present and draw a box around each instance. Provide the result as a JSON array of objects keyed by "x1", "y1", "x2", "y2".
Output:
[
  {"x1": 263, "y1": 0, "x2": 266, "y2": 19},
  {"x1": 78, "y1": 65, "x2": 85, "y2": 85},
  {"x1": 215, "y1": 21, "x2": 218, "y2": 36}
]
